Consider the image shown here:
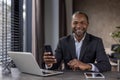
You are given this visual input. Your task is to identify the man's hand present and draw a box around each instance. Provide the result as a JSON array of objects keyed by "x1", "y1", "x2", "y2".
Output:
[
  {"x1": 67, "y1": 59, "x2": 92, "y2": 71},
  {"x1": 43, "y1": 52, "x2": 57, "y2": 67}
]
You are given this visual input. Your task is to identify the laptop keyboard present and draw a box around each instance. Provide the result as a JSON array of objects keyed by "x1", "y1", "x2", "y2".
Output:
[
  {"x1": 42, "y1": 70, "x2": 62, "y2": 74},
  {"x1": 42, "y1": 71, "x2": 52, "y2": 74}
]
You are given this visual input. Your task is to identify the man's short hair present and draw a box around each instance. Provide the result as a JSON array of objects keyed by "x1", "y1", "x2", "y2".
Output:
[{"x1": 73, "y1": 11, "x2": 89, "y2": 23}]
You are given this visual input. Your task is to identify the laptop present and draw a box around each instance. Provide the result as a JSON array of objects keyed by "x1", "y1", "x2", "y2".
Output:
[{"x1": 8, "y1": 51, "x2": 63, "y2": 76}]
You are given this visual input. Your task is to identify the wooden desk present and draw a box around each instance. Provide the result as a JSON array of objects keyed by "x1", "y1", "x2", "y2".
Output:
[{"x1": 1, "y1": 68, "x2": 120, "y2": 80}]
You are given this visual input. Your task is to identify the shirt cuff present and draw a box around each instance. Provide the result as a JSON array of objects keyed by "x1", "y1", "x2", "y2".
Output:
[
  {"x1": 45, "y1": 64, "x2": 53, "y2": 69},
  {"x1": 89, "y1": 63, "x2": 99, "y2": 72}
]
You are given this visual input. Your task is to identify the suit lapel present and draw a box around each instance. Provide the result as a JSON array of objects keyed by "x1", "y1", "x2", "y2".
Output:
[
  {"x1": 68, "y1": 35, "x2": 77, "y2": 59},
  {"x1": 79, "y1": 33, "x2": 90, "y2": 60}
]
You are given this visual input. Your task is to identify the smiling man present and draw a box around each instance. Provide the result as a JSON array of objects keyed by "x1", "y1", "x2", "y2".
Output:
[{"x1": 43, "y1": 11, "x2": 111, "y2": 72}]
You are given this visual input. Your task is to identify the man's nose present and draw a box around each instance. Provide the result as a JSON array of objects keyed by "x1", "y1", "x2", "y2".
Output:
[{"x1": 76, "y1": 22, "x2": 82, "y2": 27}]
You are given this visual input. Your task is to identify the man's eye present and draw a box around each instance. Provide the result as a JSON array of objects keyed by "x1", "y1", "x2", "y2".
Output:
[
  {"x1": 73, "y1": 21, "x2": 87, "y2": 25},
  {"x1": 73, "y1": 21, "x2": 78, "y2": 24},
  {"x1": 81, "y1": 21, "x2": 87, "y2": 25}
]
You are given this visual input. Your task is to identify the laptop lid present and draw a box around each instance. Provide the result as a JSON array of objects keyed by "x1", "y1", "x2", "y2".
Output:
[{"x1": 8, "y1": 51, "x2": 63, "y2": 76}]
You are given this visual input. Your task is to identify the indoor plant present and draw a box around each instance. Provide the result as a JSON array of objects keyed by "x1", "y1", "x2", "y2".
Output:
[{"x1": 110, "y1": 26, "x2": 120, "y2": 58}]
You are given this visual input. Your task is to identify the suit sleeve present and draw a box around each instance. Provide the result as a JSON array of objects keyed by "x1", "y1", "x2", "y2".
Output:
[
  {"x1": 50, "y1": 40, "x2": 63, "y2": 70},
  {"x1": 94, "y1": 39, "x2": 111, "y2": 72}
]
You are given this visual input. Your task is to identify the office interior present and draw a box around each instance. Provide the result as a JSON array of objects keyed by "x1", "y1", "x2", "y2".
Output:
[{"x1": 0, "y1": 0, "x2": 120, "y2": 79}]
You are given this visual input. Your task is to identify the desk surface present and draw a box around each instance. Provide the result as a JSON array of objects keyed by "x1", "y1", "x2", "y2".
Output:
[{"x1": 1, "y1": 68, "x2": 120, "y2": 80}]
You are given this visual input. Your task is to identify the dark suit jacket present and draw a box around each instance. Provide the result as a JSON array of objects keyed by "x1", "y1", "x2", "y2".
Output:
[{"x1": 51, "y1": 33, "x2": 111, "y2": 72}]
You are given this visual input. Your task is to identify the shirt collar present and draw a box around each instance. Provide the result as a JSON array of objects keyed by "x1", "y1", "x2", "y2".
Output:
[{"x1": 73, "y1": 33, "x2": 86, "y2": 42}]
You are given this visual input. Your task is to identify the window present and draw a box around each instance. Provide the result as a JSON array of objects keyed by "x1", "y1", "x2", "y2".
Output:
[
  {"x1": 0, "y1": 0, "x2": 23, "y2": 71},
  {"x1": 0, "y1": 0, "x2": 12, "y2": 65}
]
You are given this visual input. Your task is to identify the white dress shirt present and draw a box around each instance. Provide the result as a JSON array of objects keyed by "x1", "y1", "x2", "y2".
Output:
[{"x1": 74, "y1": 34, "x2": 84, "y2": 60}]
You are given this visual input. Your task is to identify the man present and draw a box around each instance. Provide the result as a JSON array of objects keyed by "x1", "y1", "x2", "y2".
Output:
[{"x1": 43, "y1": 11, "x2": 111, "y2": 72}]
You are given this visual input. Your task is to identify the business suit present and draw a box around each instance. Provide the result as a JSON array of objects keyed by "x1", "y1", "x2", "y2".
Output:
[{"x1": 51, "y1": 33, "x2": 111, "y2": 72}]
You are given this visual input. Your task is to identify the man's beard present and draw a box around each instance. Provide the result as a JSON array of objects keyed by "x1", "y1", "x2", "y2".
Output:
[{"x1": 73, "y1": 28, "x2": 86, "y2": 37}]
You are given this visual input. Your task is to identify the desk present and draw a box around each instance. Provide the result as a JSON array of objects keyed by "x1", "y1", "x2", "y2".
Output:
[{"x1": 1, "y1": 68, "x2": 120, "y2": 80}]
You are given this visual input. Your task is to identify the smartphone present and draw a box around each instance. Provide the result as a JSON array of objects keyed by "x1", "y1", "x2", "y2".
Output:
[
  {"x1": 84, "y1": 72, "x2": 105, "y2": 78},
  {"x1": 44, "y1": 45, "x2": 53, "y2": 55}
]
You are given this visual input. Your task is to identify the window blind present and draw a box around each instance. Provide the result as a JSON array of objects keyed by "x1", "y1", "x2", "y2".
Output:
[
  {"x1": 11, "y1": 0, "x2": 23, "y2": 51},
  {"x1": 0, "y1": 0, "x2": 23, "y2": 72}
]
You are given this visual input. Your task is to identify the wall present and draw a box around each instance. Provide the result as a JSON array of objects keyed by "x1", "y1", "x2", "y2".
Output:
[{"x1": 73, "y1": 0, "x2": 120, "y2": 48}]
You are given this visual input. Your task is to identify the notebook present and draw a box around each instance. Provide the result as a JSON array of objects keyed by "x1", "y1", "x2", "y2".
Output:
[{"x1": 8, "y1": 51, "x2": 63, "y2": 76}]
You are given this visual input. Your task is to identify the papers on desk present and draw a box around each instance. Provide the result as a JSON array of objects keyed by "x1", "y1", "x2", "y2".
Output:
[{"x1": 84, "y1": 72, "x2": 105, "y2": 79}]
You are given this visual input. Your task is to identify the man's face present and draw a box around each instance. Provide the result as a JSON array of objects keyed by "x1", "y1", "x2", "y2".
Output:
[{"x1": 71, "y1": 14, "x2": 88, "y2": 37}]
